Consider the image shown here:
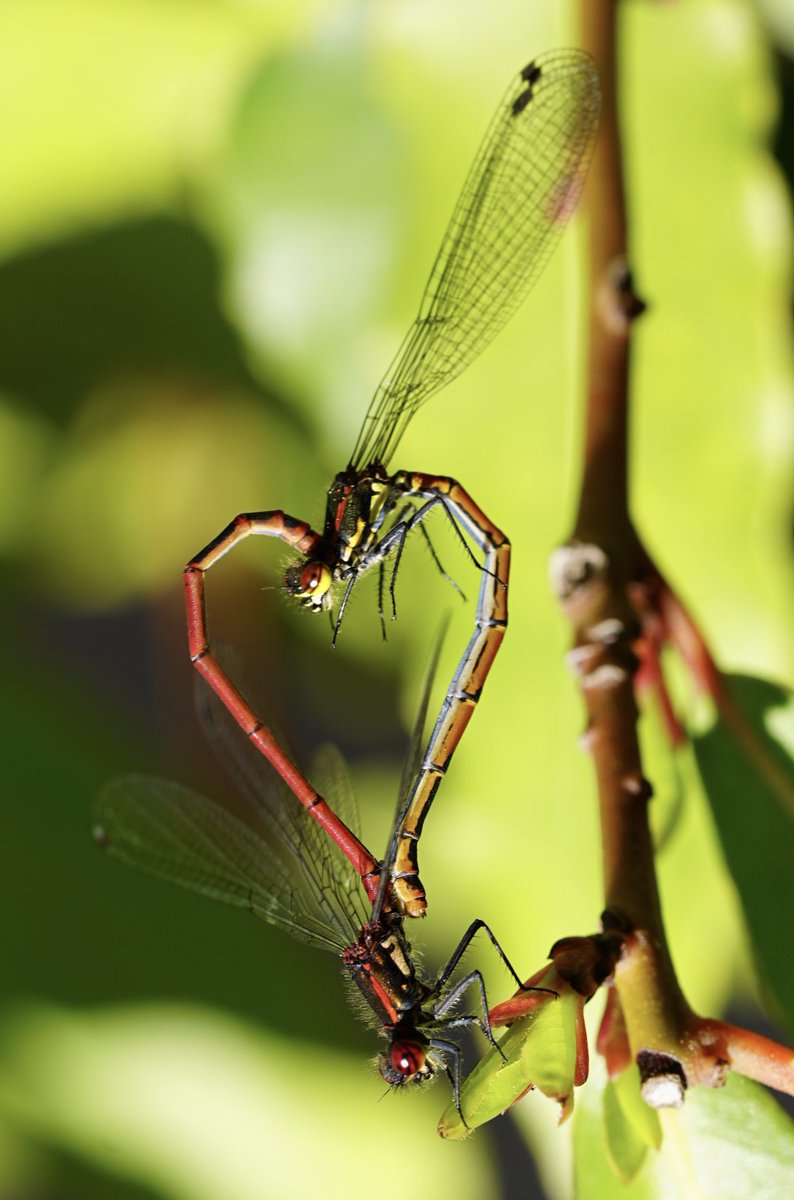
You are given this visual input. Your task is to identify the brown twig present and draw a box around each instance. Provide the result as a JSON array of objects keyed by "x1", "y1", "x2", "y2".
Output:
[
  {"x1": 448, "y1": 4, "x2": 793, "y2": 1135},
  {"x1": 554, "y1": 0, "x2": 794, "y2": 1106}
]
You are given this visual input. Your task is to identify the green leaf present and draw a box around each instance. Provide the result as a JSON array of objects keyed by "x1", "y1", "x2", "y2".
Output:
[
  {"x1": 603, "y1": 1066, "x2": 663, "y2": 1183},
  {"x1": 614, "y1": 1064, "x2": 663, "y2": 1151},
  {"x1": 439, "y1": 991, "x2": 581, "y2": 1139},
  {"x1": 603, "y1": 1078, "x2": 648, "y2": 1184},
  {"x1": 574, "y1": 1061, "x2": 794, "y2": 1199},
  {"x1": 693, "y1": 675, "x2": 794, "y2": 1028}
]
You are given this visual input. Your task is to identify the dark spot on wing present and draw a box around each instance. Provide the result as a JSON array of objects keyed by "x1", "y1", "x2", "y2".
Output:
[{"x1": 512, "y1": 60, "x2": 542, "y2": 117}]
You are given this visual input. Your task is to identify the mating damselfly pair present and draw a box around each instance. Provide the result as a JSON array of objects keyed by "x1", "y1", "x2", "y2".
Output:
[{"x1": 97, "y1": 50, "x2": 600, "y2": 1118}]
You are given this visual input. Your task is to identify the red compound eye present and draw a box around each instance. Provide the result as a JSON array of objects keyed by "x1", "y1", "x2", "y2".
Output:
[
  {"x1": 301, "y1": 564, "x2": 321, "y2": 590},
  {"x1": 390, "y1": 1040, "x2": 426, "y2": 1077},
  {"x1": 294, "y1": 561, "x2": 331, "y2": 599},
  {"x1": 378, "y1": 1038, "x2": 431, "y2": 1087}
]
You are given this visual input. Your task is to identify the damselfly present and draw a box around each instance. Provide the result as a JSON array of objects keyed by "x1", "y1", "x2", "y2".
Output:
[
  {"x1": 94, "y1": 642, "x2": 525, "y2": 1114},
  {"x1": 184, "y1": 51, "x2": 600, "y2": 917}
]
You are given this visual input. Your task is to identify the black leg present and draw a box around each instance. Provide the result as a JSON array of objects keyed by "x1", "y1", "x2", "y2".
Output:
[
  {"x1": 433, "y1": 970, "x2": 505, "y2": 1060},
  {"x1": 416, "y1": 521, "x2": 467, "y2": 603},
  {"x1": 377, "y1": 560, "x2": 388, "y2": 639},
  {"x1": 429, "y1": 1035, "x2": 468, "y2": 1125},
  {"x1": 435, "y1": 919, "x2": 526, "y2": 994},
  {"x1": 332, "y1": 572, "x2": 359, "y2": 645}
]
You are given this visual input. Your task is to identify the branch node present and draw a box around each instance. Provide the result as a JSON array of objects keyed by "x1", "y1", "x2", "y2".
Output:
[
  {"x1": 588, "y1": 617, "x2": 626, "y2": 644},
  {"x1": 637, "y1": 1050, "x2": 687, "y2": 1109},
  {"x1": 577, "y1": 723, "x2": 597, "y2": 752},
  {"x1": 567, "y1": 643, "x2": 601, "y2": 675},
  {"x1": 549, "y1": 542, "x2": 608, "y2": 602},
  {"x1": 620, "y1": 773, "x2": 653, "y2": 802},
  {"x1": 601, "y1": 908, "x2": 633, "y2": 933},
  {"x1": 596, "y1": 255, "x2": 648, "y2": 336},
  {"x1": 582, "y1": 662, "x2": 629, "y2": 690},
  {"x1": 547, "y1": 930, "x2": 627, "y2": 996}
]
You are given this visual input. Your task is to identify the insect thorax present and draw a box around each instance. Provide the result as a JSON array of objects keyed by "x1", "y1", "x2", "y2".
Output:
[{"x1": 322, "y1": 467, "x2": 394, "y2": 566}]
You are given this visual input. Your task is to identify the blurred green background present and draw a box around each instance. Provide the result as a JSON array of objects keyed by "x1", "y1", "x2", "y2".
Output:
[{"x1": 1, "y1": 1, "x2": 792, "y2": 1198}]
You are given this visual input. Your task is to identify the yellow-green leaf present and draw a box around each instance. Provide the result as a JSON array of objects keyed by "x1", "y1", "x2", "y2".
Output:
[{"x1": 439, "y1": 990, "x2": 581, "y2": 1139}]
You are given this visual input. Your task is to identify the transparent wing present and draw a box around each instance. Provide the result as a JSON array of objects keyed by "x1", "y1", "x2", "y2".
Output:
[
  {"x1": 349, "y1": 50, "x2": 600, "y2": 472},
  {"x1": 94, "y1": 775, "x2": 354, "y2": 953},
  {"x1": 197, "y1": 645, "x2": 362, "y2": 855},
  {"x1": 311, "y1": 743, "x2": 361, "y2": 842},
  {"x1": 195, "y1": 677, "x2": 371, "y2": 942}
]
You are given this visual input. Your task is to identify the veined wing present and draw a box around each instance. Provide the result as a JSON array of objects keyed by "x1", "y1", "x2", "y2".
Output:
[
  {"x1": 94, "y1": 769, "x2": 362, "y2": 954},
  {"x1": 311, "y1": 742, "x2": 362, "y2": 851},
  {"x1": 349, "y1": 50, "x2": 600, "y2": 472},
  {"x1": 195, "y1": 676, "x2": 371, "y2": 940}
]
